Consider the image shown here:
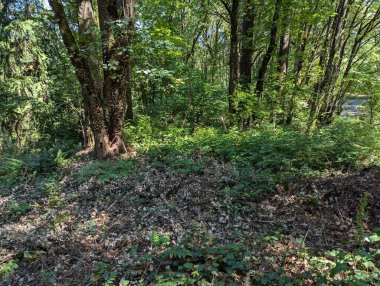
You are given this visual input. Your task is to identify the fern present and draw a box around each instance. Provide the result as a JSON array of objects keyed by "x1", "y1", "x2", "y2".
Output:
[{"x1": 0, "y1": 157, "x2": 24, "y2": 180}]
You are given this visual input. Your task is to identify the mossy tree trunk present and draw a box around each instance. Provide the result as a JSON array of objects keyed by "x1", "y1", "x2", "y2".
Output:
[{"x1": 49, "y1": 0, "x2": 136, "y2": 159}]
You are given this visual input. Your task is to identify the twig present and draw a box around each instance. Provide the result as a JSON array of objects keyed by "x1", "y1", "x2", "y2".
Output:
[
  {"x1": 301, "y1": 222, "x2": 311, "y2": 250},
  {"x1": 335, "y1": 197, "x2": 344, "y2": 222}
]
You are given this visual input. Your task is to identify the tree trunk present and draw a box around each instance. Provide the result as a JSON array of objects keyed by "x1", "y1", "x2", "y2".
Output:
[
  {"x1": 286, "y1": 26, "x2": 309, "y2": 125},
  {"x1": 255, "y1": 0, "x2": 282, "y2": 98},
  {"x1": 98, "y1": 0, "x2": 135, "y2": 139},
  {"x1": 81, "y1": 103, "x2": 94, "y2": 148},
  {"x1": 125, "y1": 63, "x2": 134, "y2": 122},
  {"x1": 220, "y1": 0, "x2": 240, "y2": 115},
  {"x1": 49, "y1": 0, "x2": 136, "y2": 159},
  {"x1": 318, "y1": 3, "x2": 380, "y2": 124},
  {"x1": 229, "y1": 0, "x2": 240, "y2": 115},
  {"x1": 308, "y1": 17, "x2": 333, "y2": 130},
  {"x1": 276, "y1": 32, "x2": 290, "y2": 123},
  {"x1": 239, "y1": 3, "x2": 255, "y2": 89},
  {"x1": 313, "y1": 0, "x2": 348, "y2": 125},
  {"x1": 237, "y1": 1, "x2": 255, "y2": 126}
]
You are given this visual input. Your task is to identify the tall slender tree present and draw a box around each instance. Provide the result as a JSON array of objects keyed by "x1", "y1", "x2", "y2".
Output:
[
  {"x1": 220, "y1": 0, "x2": 240, "y2": 115},
  {"x1": 239, "y1": 0, "x2": 255, "y2": 90},
  {"x1": 255, "y1": 0, "x2": 282, "y2": 99},
  {"x1": 276, "y1": 0, "x2": 291, "y2": 123}
]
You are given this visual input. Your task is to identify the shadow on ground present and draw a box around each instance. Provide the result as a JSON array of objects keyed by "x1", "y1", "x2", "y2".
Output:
[{"x1": 1, "y1": 161, "x2": 379, "y2": 285}]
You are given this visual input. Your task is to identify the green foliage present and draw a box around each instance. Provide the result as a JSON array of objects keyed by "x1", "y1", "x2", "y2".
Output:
[
  {"x1": 355, "y1": 193, "x2": 369, "y2": 245},
  {"x1": 0, "y1": 10, "x2": 81, "y2": 151},
  {"x1": 23, "y1": 147, "x2": 73, "y2": 174},
  {"x1": 0, "y1": 144, "x2": 76, "y2": 188},
  {"x1": 45, "y1": 180, "x2": 64, "y2": 208},
  {"x1": 92, "y1": 261, "x2": 117, "y2": 286},
  {"x1": 249, "y1": 230, "x2": 380, "y2": 286},
  {"x1": 153, "y1": 242, "x2": 252, "y2": 285},
  {"x1": 124, "y1": 115, "x2": 154, "y2": 143},
  {"x1": 0, "y1": 157, "x2": 24, "y2": 185},
  {"x1": 6, "y1": 200, "x2": 32, "y2": 220},
  {"x1": 129, "y1": 120, "x2": 380, "y2": 197},
  {"x1": 77, "y1": 159, "x2": 137, "y2": 183},
  {"x1": 142, "y1": 119, "x2": 379, "y2": 170},
  {"x1": 54, "y1": 149, "x2": 70, "y2": 167},
  {"x1": 0, "y1": 259, "x2": 18, "y2": 278},
  {"x1": 1, "y1": 2, "x2": 380, "y2": 285},
  {"x1": 152, "y1": 231, "x2": 171, "y2": 248},
  {"x1": 23, "y1": 250, "x2": 46, "y2": 261},
  {"x1": 312, "y1": 245, "x2": 380, "y2": 285}
]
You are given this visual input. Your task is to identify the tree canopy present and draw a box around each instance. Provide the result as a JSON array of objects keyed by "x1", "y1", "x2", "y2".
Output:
[{"x1": 0, "y1": 0, "x2": 379, "y2": 154}]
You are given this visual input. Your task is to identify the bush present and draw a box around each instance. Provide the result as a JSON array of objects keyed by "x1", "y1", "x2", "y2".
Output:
[
  {"x1": 165, "y1": 119, "x2": 379, "y2": 173},
  {"x1": 0, "y1": 144, "x2": 77, "y2": 188},
  {"x1": 134, "y1": 119, "x2": 380, "y2": 197}
]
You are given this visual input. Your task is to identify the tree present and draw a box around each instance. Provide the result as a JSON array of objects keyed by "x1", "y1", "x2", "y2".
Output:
[
  {"x1": 307, "y1": 0, "x2": 380, "y2": 128},
  {"x1": 2, "y1": 0, "x2": 380, "y2": 148},
  {"x1": 239, "y1": 0, "x2": 255, "y2": 90},
  {"x1": 0, "y1": 1, "x2": 81, "y2": 148},
  {"x1": 48, "y1": 0, "x2": 136, "y2": 159},
  {"x1": 276, "y1": 0, "x2": 291, "y2": 123},
  {"x1": 220, "y1": 0, "x2": 240, "y2": 115},
  {"x1": 255, "y1": 0, "x2": 282, "y2": 99}
]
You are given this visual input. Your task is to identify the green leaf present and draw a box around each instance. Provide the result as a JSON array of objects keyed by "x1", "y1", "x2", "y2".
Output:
[
  {"x1": 329, "y1": 263, "x2": 349, "y2": 277},
  {"x1": 119, "y1": 278, "x2": 130, "y2": 285},
  {"x1": 183, "y1": 262, "x2": 194, "y2": 270}
]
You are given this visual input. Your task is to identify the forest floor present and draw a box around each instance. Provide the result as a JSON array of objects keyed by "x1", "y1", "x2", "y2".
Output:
[{"x1": 1, "y1": 153, "x2": 380, "y2": 285}]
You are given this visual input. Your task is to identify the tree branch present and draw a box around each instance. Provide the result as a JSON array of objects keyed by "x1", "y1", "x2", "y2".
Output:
[
  {"x1": 219, "y1": 0, "x2": 232, "y2": 15},
  {"x1": 48, "y1": 0, "x2": 94, "y2": 88}
]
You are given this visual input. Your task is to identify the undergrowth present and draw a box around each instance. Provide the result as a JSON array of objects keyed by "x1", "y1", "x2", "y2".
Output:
[
  {"x1": 1, "y1": 119, "x2": 380, "y2": 285},
  {"x1": 2, "y1": 119, "x2": 379, "y2": 193},
  {"x1": 0, "y1": 144, "x2": 76, "y2": 189},
  {"x1": 134, "y1": 119, "x2": 380, "y2": 172},
  {"x1": 85, "y1": 230, "x2": 380, "y2": 286},
  {"x1": 77, "y1": 159, "x2": 137, "y2": 183},
  {"x1": 126, "y1": 118, "x2": 380, "y2": 197}
]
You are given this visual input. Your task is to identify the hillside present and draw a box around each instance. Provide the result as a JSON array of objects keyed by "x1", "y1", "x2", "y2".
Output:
[{"x1": 1, "y1": 123, "x2": 380, "y2": 285}]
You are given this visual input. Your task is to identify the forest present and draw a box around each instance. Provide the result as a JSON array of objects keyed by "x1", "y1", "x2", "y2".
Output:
[{"x1": 1, "y1": 0, "x2": 380, "y2": 285}]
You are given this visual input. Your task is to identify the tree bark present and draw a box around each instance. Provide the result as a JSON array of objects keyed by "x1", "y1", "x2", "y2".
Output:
[
  {"x1": 255, "y1": 0, "x2": 282, "y2": 98},
  {"x1": 239, "y1": 2, "x2": 255, "y2": 89},
  {"x1": 236, "y1": 1, "x2": 255, "y2": 126},
  {"x1": 98, "y1": 0, "x2": 135, "y2": 138},
  {"x1": 49, "y1": 0, "x2": 136, "y2": 159},
  {"x1": 221, "y1": 0, "x2": 240, "y2": 115},
  {"x1": 276, "y1": 32, "x2": 290, "y2": 122}
]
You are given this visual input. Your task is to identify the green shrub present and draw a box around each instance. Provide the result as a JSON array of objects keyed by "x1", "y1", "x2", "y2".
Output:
[
  {"x1": 133, "y1": 119, "x2": 380, "y2": 197},
  {"x1": 5, "y1": 200, "x2": 32, "y2": 220},
  {"x1": 0, "y1": 259, "x2": 18, "y2": 278},
  {"x1": 141, "y1": 120, "x2": 378, "y2": 173},
  {"x1": 152, "y1": 242, "x2": 252, "y2": 285},
  {"x1": 0, "y1": 157, "x2": 24, "y2": 186},
  {"x1": 22, "y1": 145, "x2": 74, "y2": 174}
]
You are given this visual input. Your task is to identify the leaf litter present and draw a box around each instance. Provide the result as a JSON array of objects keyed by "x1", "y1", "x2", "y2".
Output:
[{"x1": 1, "y1": 158, "x2": 380, "y2": 285}]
